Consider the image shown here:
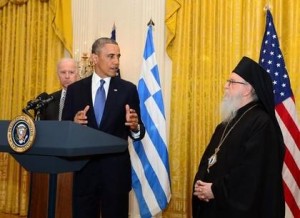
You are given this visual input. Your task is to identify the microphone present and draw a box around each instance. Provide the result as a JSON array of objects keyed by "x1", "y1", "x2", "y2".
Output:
[
  {"x1": 34, "y1": 95, "x2": 55, "y2": 111},
  {"x1": 24, "y1": 92, "x2": 49, "y2": 111}
]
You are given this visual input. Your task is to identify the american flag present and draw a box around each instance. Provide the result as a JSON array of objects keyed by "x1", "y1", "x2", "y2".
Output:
[
  {"x1": 130, "y1": 24, "x2": 171, "y2": 217},
  {"x1": 259, "y1": 9, "x2": 300, "y2": 218}
]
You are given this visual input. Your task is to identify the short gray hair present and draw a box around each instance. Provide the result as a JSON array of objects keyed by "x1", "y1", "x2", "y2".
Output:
[{"x1": 56, "y1": 57, "x2": 78, "y2": 73}]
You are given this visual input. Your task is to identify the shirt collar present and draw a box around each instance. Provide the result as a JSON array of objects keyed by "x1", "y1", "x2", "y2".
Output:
[{"x1": 92, "y1": 72, "x2": 111, "y2": 87}]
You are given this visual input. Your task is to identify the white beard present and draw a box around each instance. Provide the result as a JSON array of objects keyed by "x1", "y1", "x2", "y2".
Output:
[{"x1": 220, "y1": 92, "x2": 243, "y2": 123}]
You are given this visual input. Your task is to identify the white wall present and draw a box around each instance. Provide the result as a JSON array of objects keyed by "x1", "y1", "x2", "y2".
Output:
[{"x1": 72, "y1": 0, "x2": 171, "y2": 86}]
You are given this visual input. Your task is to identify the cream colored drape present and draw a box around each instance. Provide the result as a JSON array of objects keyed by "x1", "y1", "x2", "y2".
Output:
[
  {"x1": 165, "y1": 0, "x2": 300, "y2": 217},
  {"x1": 0, "y1": 0, "x2": 72, "y2": 215}
]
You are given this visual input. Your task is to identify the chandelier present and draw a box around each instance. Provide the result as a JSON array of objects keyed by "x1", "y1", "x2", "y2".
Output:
[{"x1": 77, "y1": 52, "x2": 93, "y2": 79}]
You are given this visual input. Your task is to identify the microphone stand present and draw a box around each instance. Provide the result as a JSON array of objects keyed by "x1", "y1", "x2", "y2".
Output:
[{"x1": 34, "y1": 109, "x2": 41, "y2": 121}]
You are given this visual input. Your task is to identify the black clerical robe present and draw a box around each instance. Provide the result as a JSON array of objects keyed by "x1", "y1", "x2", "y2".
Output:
[{"x1": 192, "y1": 102, "x2": 285, "y2": 218}]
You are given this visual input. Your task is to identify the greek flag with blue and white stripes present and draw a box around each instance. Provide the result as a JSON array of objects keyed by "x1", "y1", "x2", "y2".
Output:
[{"x1": 130, "y1": 25, "x2": 171, "y2": 217}]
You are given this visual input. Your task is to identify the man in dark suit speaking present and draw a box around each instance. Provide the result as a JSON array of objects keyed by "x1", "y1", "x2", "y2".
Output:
[{"x1": 62, "y1": 37, "x2": 145, "y2": 218}]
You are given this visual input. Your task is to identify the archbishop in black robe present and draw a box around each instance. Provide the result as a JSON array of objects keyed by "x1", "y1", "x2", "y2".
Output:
[{"x1": 192, "y1": 57, "x2": 285, "y2": 218}]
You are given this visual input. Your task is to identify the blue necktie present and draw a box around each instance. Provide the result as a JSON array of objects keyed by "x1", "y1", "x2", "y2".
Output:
[{"x1": 94, "y1": 79, "x2": 106, "y2": 125}]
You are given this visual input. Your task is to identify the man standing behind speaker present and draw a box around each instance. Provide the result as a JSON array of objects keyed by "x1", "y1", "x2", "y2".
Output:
[
  {"x1": 29, "y1": 57, "x2": 79, "y2": 218},
  {"x1": 39, "y1": 58, "x2": 80, "y2": 120}
]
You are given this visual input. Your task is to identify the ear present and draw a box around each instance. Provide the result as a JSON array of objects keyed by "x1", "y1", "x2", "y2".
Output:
[
  {"x1": 91, "y1": 54, "x2": 98, "y2": 65},
  {"x1": 244, "y1": 84, "x2": 254, "y2": 97}
]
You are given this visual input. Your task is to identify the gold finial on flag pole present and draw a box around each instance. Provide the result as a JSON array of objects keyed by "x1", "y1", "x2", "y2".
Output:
[
  {"x1": 264, "y1": 0, "x2": 271, "y2": 11},
  {"x1": 147, "y1": 19, "x2": 155, "y2": 26}
]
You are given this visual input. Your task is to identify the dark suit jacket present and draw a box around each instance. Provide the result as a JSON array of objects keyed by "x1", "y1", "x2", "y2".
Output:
[
  {"x1": 38, "y1": 90, "x2": 61, "y2": 120},
  {"x1": 62, "y1": 75, "x2": 145, "y2": 193}
]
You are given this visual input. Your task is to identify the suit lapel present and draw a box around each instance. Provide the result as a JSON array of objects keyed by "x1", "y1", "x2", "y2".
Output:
[
  {"x1": 82, "y1": 76, "x2": 93, "y2": 105},
  {"x1": 54, "y1": 91, "x2": 62, "y2": 119},
  {"x1": 48, "y1": 90, "x2": 61, "y2": 120}
]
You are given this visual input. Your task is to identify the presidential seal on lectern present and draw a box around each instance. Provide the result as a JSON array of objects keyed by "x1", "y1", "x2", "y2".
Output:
[{"x1": 7, "y1": 114, "x2": 36, "y2": 153}]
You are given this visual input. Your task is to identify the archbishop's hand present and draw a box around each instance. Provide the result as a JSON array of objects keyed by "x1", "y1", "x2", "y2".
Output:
[{"x1": 193, "y1": 180, "x2": 214, "y2": 202}]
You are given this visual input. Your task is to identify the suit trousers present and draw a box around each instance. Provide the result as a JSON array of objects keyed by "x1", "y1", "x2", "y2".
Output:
[{"x1": 72, "y1": 158, "x2": 129, "y2": 218}]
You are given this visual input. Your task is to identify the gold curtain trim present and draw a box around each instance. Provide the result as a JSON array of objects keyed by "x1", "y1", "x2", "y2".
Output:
[
  {"x1": 9, "y1": 0, "x2": 28, "y2": 5},
  {"x1": 165, "y1": 0, "x2": 181, "y2": 59},
  {"x1": 0, "y1": 0, "x2": 48, "y2": 9}
]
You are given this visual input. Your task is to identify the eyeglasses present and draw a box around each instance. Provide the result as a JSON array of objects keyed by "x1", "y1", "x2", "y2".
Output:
[{"x1": 226, "y1": 79, "x2": 248, "y2": 86}]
